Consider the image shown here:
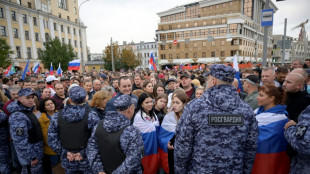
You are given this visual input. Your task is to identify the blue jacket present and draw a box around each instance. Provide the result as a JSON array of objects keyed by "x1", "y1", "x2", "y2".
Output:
[
  {"x1": 87, "y1": 111, "x2": 144, "y2": 174},
  {"x1": 48, "y1": 104, "x2": 100, "y2": 171},
  {"x1": 285, "y1": 105, "x2": 310, "y2": 174},
  {"x1": 174, "y1": 85, "x2": 258, "y2": 174},
  {"x1": 0, "y1": 111, "x2": 10, "y2": 165},
  {"x1": 7, "y1": 101, "x2": 43, "y2": 166},
  {"x1": 105, "y1": 92, "x2": 138, "y2": 113}
]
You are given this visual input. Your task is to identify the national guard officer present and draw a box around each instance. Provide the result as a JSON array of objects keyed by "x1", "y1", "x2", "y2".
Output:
[
  {"x1": 87, "y1": 94, "x2": 144, "y2": 174},
  {"x1": 8, "y1": 88, "x2": 44, "y2": 174},
  {"x1": 48, "y1": 86, "x2": 100, "y2": 174},
  {"x1": 0, "y1": 110, "x2": 11, "y2": 174},
  {"x1": 284, "y1": 105, "x2": 310, "y2": 173},
  {"x1": 174, "y1": 64, "x2": 258, "y2": 173}
]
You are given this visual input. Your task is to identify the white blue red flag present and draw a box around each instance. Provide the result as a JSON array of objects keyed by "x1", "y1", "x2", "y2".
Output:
[
  {"x1": 199, "y1": 66, "x2": 203, "y2": 71},
  {"x1": 50, "y1": 63, "x2": 54, "y2": 75},
  {"x1": 158, "y1": 112, "x2": 177, "y2": 173},
  {"x1": 180, "y1": 63, "x2": 184, "y2": 69},
  {"x1": 57, "y1": 63, "x2": 62, "y2": 77},
  {"x1": 233, "y1": 55, "x2": 243, "y2": 92},
  {"x1": 133, "y1": 111, "x2": 159, "y2": 174},
  {"x1": 149, "y1": 53, "x2": 157, "y2": 71},
  {"x1": 68, "y1": 59, "x2": 81, "y2": 70},
  {"x1": 32, "y1": 62, "x2": 40, "y2": 74},
  {"x1": 252, "y1": 105, "x2": 290, "y2": 174}
]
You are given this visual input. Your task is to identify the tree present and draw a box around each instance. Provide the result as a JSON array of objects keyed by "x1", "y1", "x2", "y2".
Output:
[
  {"x1": 103, "y1": 43, "x2": 121, "y2": 71},
  {"x1": 0, "y1": 38, "x2": 13, "y2": 68},
  {"x1": 38, "y1": 38, "x2": 75, "y2": 71},
  {"x1": 120, "y1": 48, "x2": 139, "y2": 70}
]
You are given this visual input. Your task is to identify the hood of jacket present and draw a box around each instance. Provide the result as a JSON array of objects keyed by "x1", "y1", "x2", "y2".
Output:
[
  {"x1": 203, "y1": 85, "x2": 241, "y2": 112},
  {"x1": 61, "y1": 104, "x2": 87, "y2": 123},
  {"x1": 103, "y1": 111, "x2": 130, "y2": 132},
  {"x1": 7, "y1": 100, "x2": 33, "y2": 113}
]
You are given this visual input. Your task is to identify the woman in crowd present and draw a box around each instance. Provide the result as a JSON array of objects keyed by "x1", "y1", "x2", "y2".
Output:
[
  {"x1": 252, "y1": 85, "x2": 290, "y2": 174},
  {"x1": 142, "y1": 81, "x2": 154, "y2": 98},
  {"x1": 88, "y1": 90, "x2": 112, "y2": 120},
  {"x1": 150, "y1": 77, "x2": 157, "y2": 86},
  {"x1": 33, "y1": 97, "x2": 41, "y2": 119},
  {"x1": 39, "y1": 98, "x2": 65, "y2": 174},
  {"x1": 158, "y1": 90, "x2": 189, "y2": 174},
  {"x1": 154, "y1": 94, "x2": 168, "y2": 125},
  {"x1": 133, "y1": 93, "x2": 159, "y2": 174},
  {"x1": 167, "y1": 88, "x2": 185, "y2": 109},
  {"x1": 195, "y1": 87, "x2": 205, "y2": 99},
  {"x1": 41, "y1": 88, "x2": 52, "y2": 99},
  {"x1": 153, "y1": 84, "x2": 166, "y2": 98}
]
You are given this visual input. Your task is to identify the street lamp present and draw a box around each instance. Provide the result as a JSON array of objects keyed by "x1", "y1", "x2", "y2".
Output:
[{"x1": 78, "y1": 0, "x2": 90, "y2": 73}]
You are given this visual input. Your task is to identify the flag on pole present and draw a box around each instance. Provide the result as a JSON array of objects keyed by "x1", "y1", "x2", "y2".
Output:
[
  {"x1": 57, "y1": 63, "x2": 62, "y2": 77},
  {"x1": 174, "y1": 66, "x2": 178, "y2": 71},
  {"x1": 149, "y1": 53, "x2": 157, "y2": 71},
  {"x1": 10, "y1": 63, "x2": 16, "y2": 75},
  {"x1": 180, "y1": 63, "x2": 184, "y2": 69},
  {"x1": 50, "y1": 63, "x2": 54, "y2": 75},
  {"x1": 68, "y1": 59, "x2": 81, "y2": 70},
  {"x1": 165, "y1": 66, "x2": 171, "y2": 70},
  {"x1": 26, "y1": 68, "x2": 31, "y2": 75},
  {"x1": 233, "y1": 55, "x2": 243, "y2": 92},
  {"x1": 21, "y1": 59, "x2": 30, "y2": 80},
  {"x1": 199, "y1": 66, "x2": 203, "y2": 71},
  {"x1": 4, "y1": 65, "x2": 12, "y2": 76},
  {"x1": 32, "y1": 62, "x2": 40, "y2": 74}
]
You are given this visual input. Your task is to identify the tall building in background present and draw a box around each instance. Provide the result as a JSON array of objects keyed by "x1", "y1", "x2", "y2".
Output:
[
  {"x1": 156, "y1": 0, "x2": 277, "y2": 68},
  {"x1": 0, "y1": 0, "x2": 87, "y2": 72}
]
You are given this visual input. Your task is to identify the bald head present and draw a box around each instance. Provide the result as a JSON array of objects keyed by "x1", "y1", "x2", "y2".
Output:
[
  {"x1": 283, "y1": 73, "x2": 304, "y2": 92},
  {"x1": 291, "y1": 68, "x2": 307, "y2": 82}
]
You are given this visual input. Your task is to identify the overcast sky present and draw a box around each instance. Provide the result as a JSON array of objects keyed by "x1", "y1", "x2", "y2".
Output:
[{"x1": 79, "y1": 0, "x2": 310, "y2": 53}]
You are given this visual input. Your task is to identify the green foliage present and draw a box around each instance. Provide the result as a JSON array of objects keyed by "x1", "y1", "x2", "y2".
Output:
[
  {"x1": 38, "y1": 38, "x2": 75, "y2": 71},
  {"x1": 0, "y1": 38, "x2": 13, "y2": 68},
  {"x1": 103, "y1": 43, "x2": 139, "y2": 71}
]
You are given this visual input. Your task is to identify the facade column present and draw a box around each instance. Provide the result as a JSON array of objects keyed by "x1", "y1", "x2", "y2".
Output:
[
  {"x1": 5, "y1": 6, "x2": 16, "y2": 58},
  {"x1": 18, "y1": 11, "x2": 27, "y2": 59},
  {"x1": 29, "y1": 14, "x2": 37, "y2": 59}
]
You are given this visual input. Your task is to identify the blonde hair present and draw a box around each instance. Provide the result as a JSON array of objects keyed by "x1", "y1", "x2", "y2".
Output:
[
  {"x1": 89, "y1": 90, "x2": 112, "y2": 108},
  {"x1": 0, "y1": 90, "x2": 8, "y2": 103}
]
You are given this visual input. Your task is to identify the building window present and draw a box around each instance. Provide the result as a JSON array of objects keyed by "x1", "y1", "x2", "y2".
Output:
[
  {"x1": 62, "y1": 38, "x2": 65, "y2": 43},
  {"x1": 73, "y1": 28, "x2": 76, "y2": 35},
  {"x1": 13, "y1": 28, "x2": 18, "y2": 38},
  {"x1": 0, "y1": 26, "x2": 6, "y2": 36},
  {"x1": 169, "y1": 54, "x2": 172, "y2": 59},
  {"x1": 33, "y1": 17, "x2": 37, "y2": 26},
  {"x1": 23, "y1": 14, "x2": 28, "y2": 23},
  {"x1": 35, "y1": 32, "x2": 39, "y2": 41},
  {"x1": 211, "y1": 41, "x2": 216, "y2": 46},
  {"x1": 177, "y1": 43, "x2": 180, "y2": 49},
  {"x1": 11, "y1": 11, "x2": 16, "y2": 21},
  {"x1": 74, "y1": 40, "x2": 77, "y2": 47},
  {"x1": 58, "y1": 13, "x2": 62, "y2": 18},
  {"x1": 61, "y1": 25, "x2": 64, "y2": 32},
  {"x1": 25, "y1": 31, "x2": 30, "y2": 40},
  {"x1": 67, "y1": 16, "x2": 70, "y2": 21},
  {"x1": 0, "y1": 8, "x2": 4, "y2": 18},
  {"x1": 80, "y1": 41, "x2": 82, "y2": 47},
  {"x1": 68, "y1": 39, "x2": 71, "y2": 45},
  {"x1": 58, "y1": 0, "x2": 67, "y2": 10},
  {"x1": 45, "y1": 33, "x2": 50, "y2": 41},
  {"x1": 27, "y1": 47, "x2": 31, "y2": 58},
  {"x1": 160, "y1": 45, "x2": 165, "y2": 50},
  {"x1": 16, "y1": 46, "x2": 21, "y2": 58},
  {"x1": 202, "y1": 52, "x2": 206, "y2": 58},
  {"x1": 211, "y1": 51, "x2": 215, "y2": 57},
  {"x1": 161, "y1": 54, "x2": 166, "y2": 59},
  {"x1": 193, "y1": 52, "x2": 197, "y2": 58},
  {"x1": 185, "y1": 53, "x2": 189, "y2": 58},
  {"x1": 221, "y1": 51, "x2": 225, "y2": 57},
  {"x1": 79, "y1": 30, "x2": 81, "y2": 36},
  {"x1": 54, "y1": 23, "x2": 57, "y2": 30},
  {"x1": 68, "y1": 27, "x2": 70, "y2": 34},
  {"x1": 74, "y1": 7, "x2": 77, "y2": 14},
  {"x1": 28, "y1": 2, "x2": 32, "y2": 8},
  {"x1": 177, "y1": 54, "x2": 180, "y2": 59},
  {"x1": 169, "y1": 43, "x2": 172, "y2": 49}
]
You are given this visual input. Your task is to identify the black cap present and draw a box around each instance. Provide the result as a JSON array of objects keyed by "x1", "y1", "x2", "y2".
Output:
[
  {"x1": 165, "y1": 78, "x2": 177, "y2": 85},
  {"x1": 180, "y1": 73, "x2": 190, "y2": 79},
  {"x1": 241, "y1": 75, "x2": 259, "y2": 85}
]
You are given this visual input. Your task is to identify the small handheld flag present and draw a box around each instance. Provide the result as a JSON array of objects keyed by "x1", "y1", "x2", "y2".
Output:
[
  {"x1": 68, "y1": 59, "x2": 81, "y2": 70},
  {"x1": 149, "y1": 53, "x2": 157, "y2": 71},
  {"x1": 57, "y1": 63, "x2": 62, "y2": 77},
  {"x1": 32, "y1": 62, "x2": 40, "y2": 74},
  {"x1": 50, "y1": 63, "x2": 54, "y2": 75},
  {"x1": 21, "y1": 59, "x2": 30, "y2": 80}
]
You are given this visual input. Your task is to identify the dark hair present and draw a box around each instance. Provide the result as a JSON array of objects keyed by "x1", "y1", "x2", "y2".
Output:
[
  {"x1": 39, "y1": 98, "x2": 56, "y2": 113},
  {"x1": 258, "y1": 85, "x2": 286, "y2": 105},
  {"x1": 135, "y1": 93, "x2": 156, "y2": 121},
  {"x1": 276, "y1": 66, "x2": 289, "y2": 74},
  {"x1": 118, "y1": 76, "x2": 131, "y2": 86},
  {"x1": 153, "y1": 84, "x2": 166, "y2": 98}
]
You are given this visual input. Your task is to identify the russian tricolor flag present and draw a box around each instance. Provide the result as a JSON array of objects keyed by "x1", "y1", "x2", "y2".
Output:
[
  {"x1": 50, "y1": 63, "x2": 54, "y2": 75},
  {"x1": 133, "y1": 111, "x2": 159, "y2": 174},
  {"x1": 158, "y1": 112, "x2": 176, "y2": 173},
  {"x1": 252, "y1": 105, "x2": 290, "y2": 174},
  {"x1": 149, "y1": 53, "x2": 157, "y2": 71},
  {"x1": 68, "y1": 59, "x2": 81, "y2": 70},
  {"x1": 233, "y1": 55, "x2": 243, "y2": 92},
  {"x1": 32, "y1": 62, "x2": 40, "y2": 74},
  {"x1": 57, "y1": 63, "x2": 62, "y2": 77},
  {"x1": 180, "y1": 63, "x2": 184, "y2": 69}
]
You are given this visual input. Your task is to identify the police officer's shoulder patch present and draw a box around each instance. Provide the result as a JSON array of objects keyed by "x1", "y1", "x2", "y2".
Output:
[
  {"x1": 16, "y1": 128, "x2": 24, "y2": 136},
  {"x1": 208, "y1": 114, "x2": 244, "y2": 125},
  {"x1": 296, "y1": 126, "x2": 307, "y2": 138}
]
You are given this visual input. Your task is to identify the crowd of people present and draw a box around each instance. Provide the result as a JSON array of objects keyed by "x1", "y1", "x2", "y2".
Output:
[{"x1": 0, "y1": 58, "x2": 310, "y2": 174}]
